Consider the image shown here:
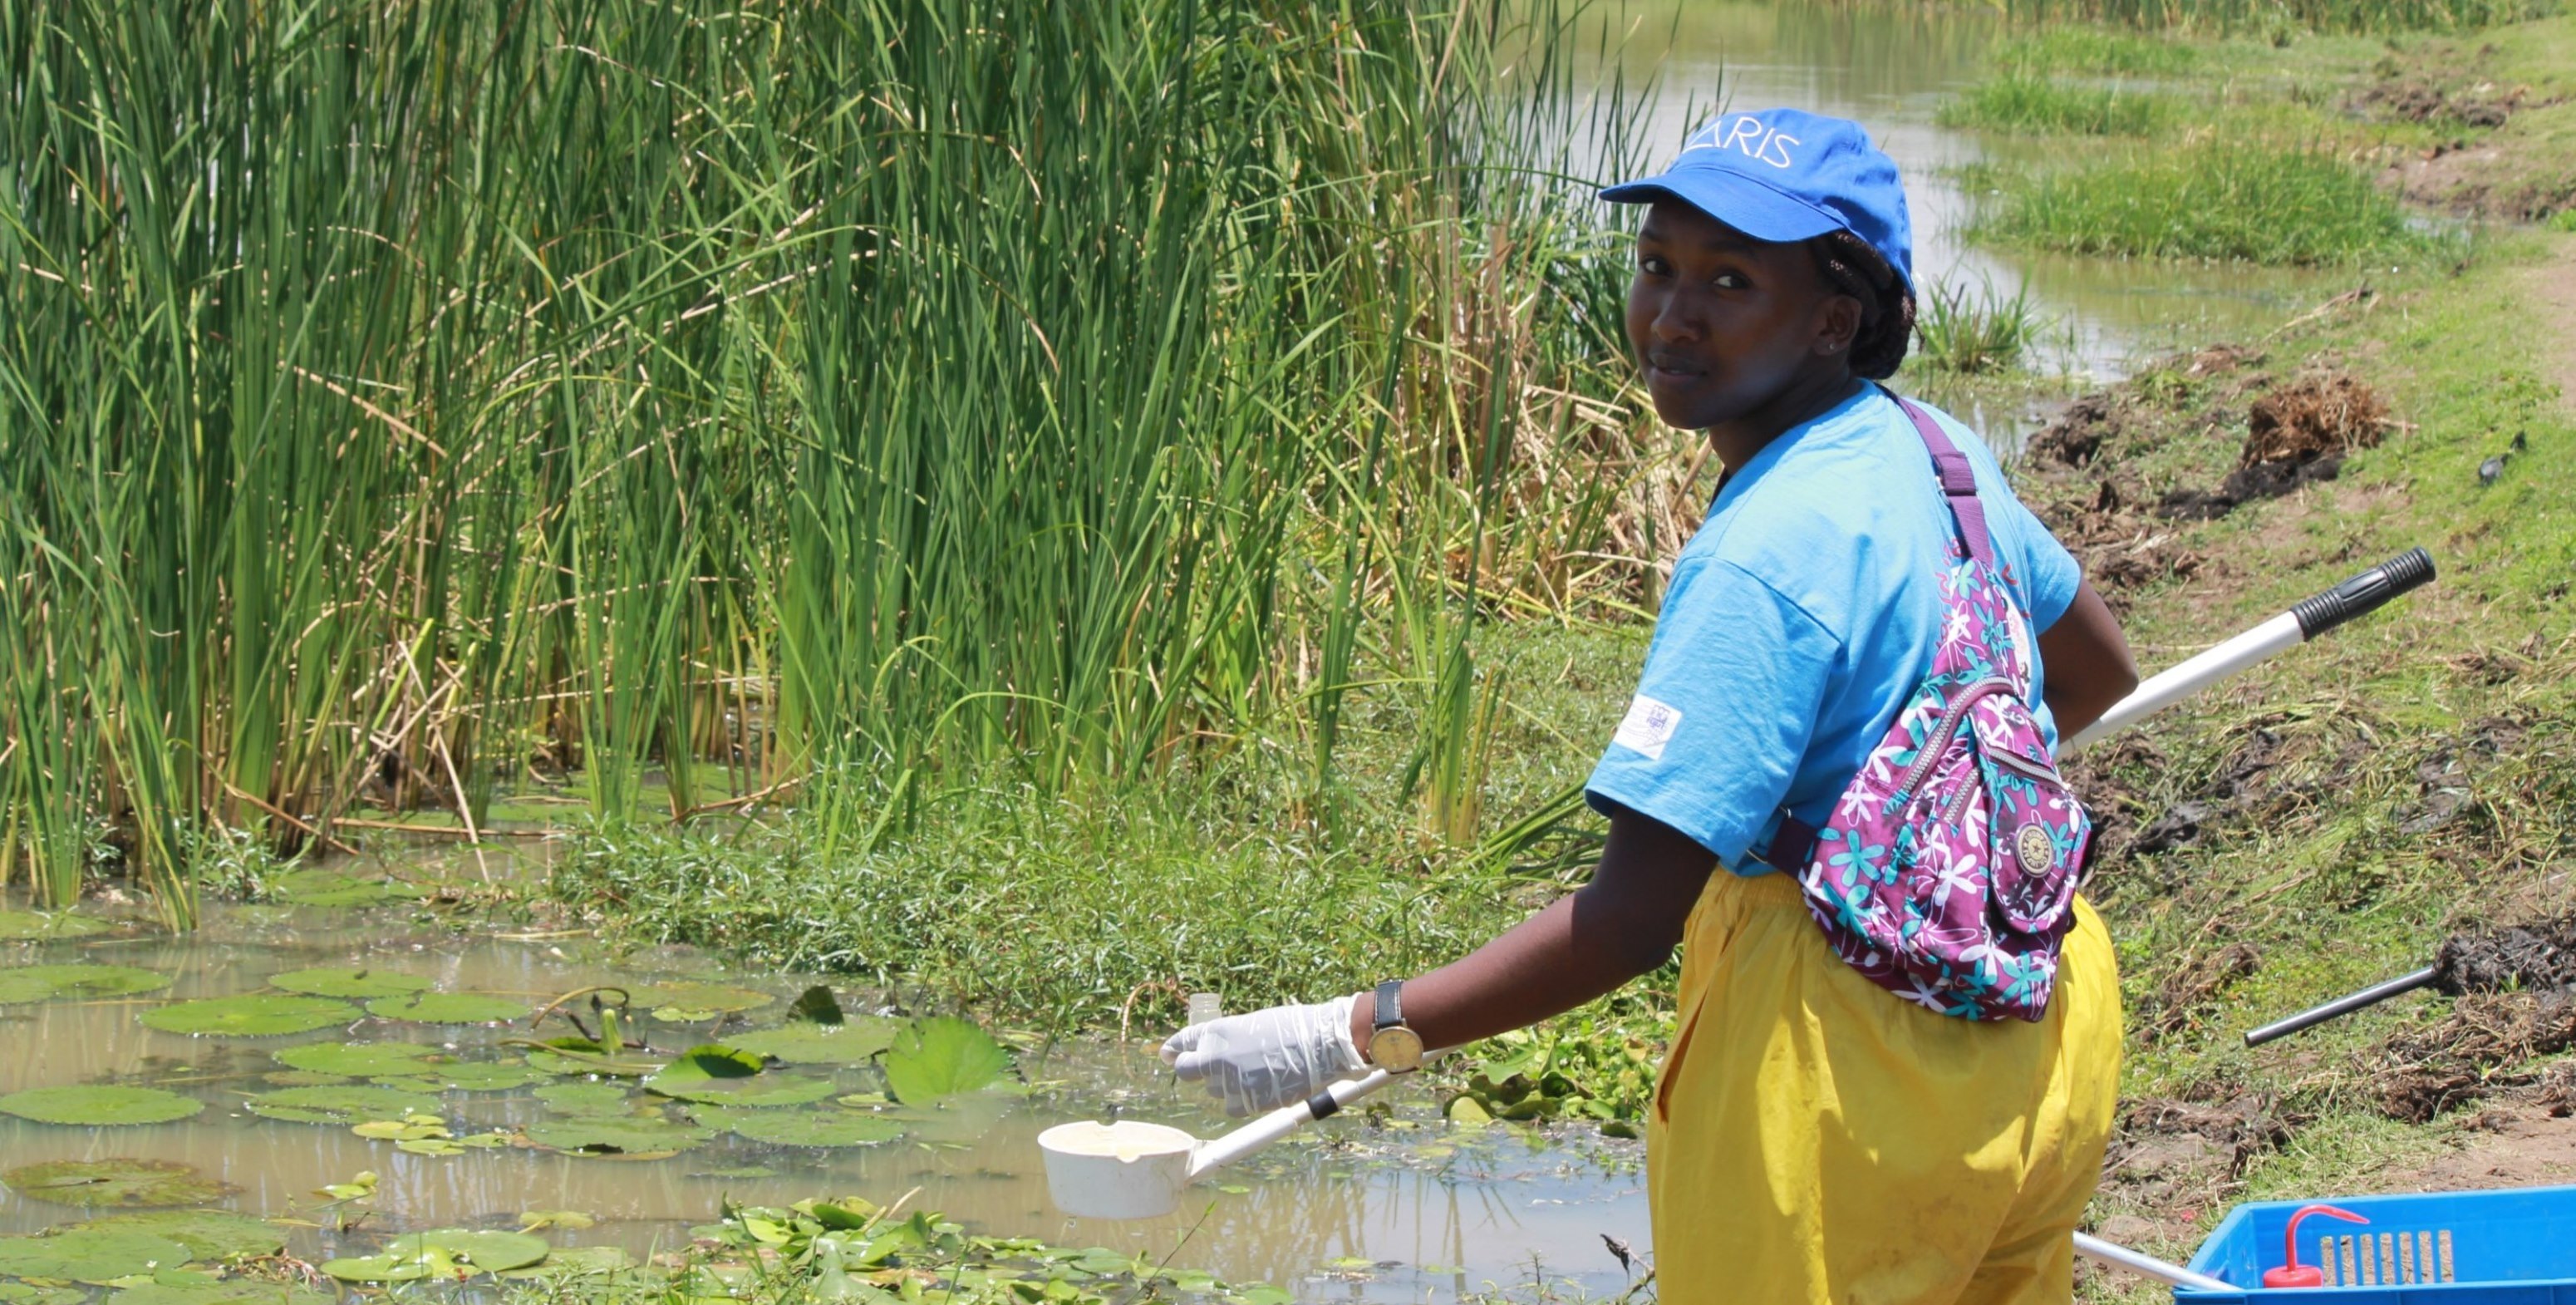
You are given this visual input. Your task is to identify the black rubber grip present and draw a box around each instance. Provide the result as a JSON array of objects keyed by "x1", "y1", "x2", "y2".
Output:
[
  {"x1": 2290, "y1": 548, "x2": 2436, "y2": 639},
  {"x1": 1305, "y1": 1090, "x2": 1340, "y2": 1120}
]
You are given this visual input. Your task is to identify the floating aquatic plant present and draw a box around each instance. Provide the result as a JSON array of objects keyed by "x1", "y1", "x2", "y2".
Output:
[
  {"x1": 264, "y1": 968, "x2": 430, "y2": 999},
  {"x1": 0, "y1": 1160, "x2": 232, "y2": 1209},
  {"x1": 726, "y1": 1019, "x2": 899, "y2": 1067},
  {"x1": 630, "y1": 982, "x2": 774, "y2": 1022},
  {"x1": 77, "y1": 1212, "x2": 285, "y2": 1263},
  {"x1": 521, "y1": 1115, "x2": 714, "y2": 1157},
  {"x1": 317, "y1": 1229, "x2": 549, "y2": 1283},
  {"x1": 420, "y1": 1060, "x2": 549, "y2": 1091},
  {"x1": 0, "y1": 911, "x2": 110, "y2": 941},
  {"x1": 692, "y1": 1107, "x2": 902, "y2": 1149},
  {"x1": 273, "y1": 1042, "x2": 439, "y2": 1076},
  {"x1": 882, "y1": 1017, "x2": 1011, "y2": 1104},
  {"x1": 0, "y1": 1228, "x2": 192, "y2": 1281},
  {"x1": 104, "y1": 1278, "x2": 331, "y2": 1305},
  {"x1": 531, "y1": 1081, "x2": 632, "y2": 1115},
  {"x1": 0, "y1": 1086, "x2": 204, "y2": 1126},
  {"x1": 0, "y1": 964, "x2": 170, "y2": 1004},
  {"x1": 364, "y1": 992, "x2": 528, "y2": 1023},
  {"x1": 140, "y1": 995, "x2": 358, "y2": 1037},
  {"x1": 243, "y1": 1086, "x2": 442, "y2": 1125}
]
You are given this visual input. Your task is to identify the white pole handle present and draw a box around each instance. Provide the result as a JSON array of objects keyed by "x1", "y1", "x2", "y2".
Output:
[
  {"x1": 1186, "y1": 1067, "x2": 1399, "y2": 1179},
  {"x1": 2073, "y1": 1231, "x2": 2234, "y2": 1293}
]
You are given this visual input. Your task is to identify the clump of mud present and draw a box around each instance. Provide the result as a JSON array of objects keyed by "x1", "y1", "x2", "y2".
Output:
[
  {"x1": 2433, "y1": 914, "x2": 2576, "y2": 996},
  {"x1": 2102, "y1": 1094, "x2": 2292, "y2": 1206},
  {"x1": 2376, "y1": 991, "x2": 2576, "y2": 1123},
  {"x1": 2357, "y1": 79, "x2": 2528, "y2": 129},
  {"x1": 2160, "y1": 372, "x2": 2389, "y2": 520}
]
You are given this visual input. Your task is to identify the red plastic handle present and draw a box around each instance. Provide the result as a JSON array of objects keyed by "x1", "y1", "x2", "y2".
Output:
[{"x1": 2264, "y1": 1204, "x2": 2371, "y2": 1288}]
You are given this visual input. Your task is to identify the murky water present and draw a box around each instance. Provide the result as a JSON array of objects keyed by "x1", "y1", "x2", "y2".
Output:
[
  {"x1": 1, "y1": 885, "x2": 1648, "y2": 1299},
  {"x1": 1571, "y1": 1, "x2": 2341, "y2": 387}
]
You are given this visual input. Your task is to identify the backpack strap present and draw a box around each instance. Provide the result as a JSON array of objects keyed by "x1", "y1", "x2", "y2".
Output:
[{"x1": 1756, "y1": 389, "x2": 1993, "y2": 874}]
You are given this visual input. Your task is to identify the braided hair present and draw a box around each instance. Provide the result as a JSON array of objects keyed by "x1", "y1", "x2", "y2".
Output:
[{"x1": 1807, "y1": 229, "x2": 1915, "y2": 381}]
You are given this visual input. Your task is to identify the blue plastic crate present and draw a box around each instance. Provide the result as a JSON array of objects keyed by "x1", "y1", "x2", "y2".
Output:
[{"x1": 2177, "y1": 1184, "x2": 2576, "y2": 1302}]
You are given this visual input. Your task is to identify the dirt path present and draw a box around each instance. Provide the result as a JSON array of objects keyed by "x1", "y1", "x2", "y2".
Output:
[{"x1": 2529, "y1": 236, "x2": 2576, "y2": 413}]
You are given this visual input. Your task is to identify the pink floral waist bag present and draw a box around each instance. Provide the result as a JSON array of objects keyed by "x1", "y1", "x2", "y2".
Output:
[{"x1": 1758, "y1": 391, "x2": 2092, "y2": 1022}]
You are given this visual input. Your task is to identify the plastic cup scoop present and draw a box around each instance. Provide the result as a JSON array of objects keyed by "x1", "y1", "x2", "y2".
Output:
[{"x1": 1039, "y1": 1067, "x2": 1400, "y2": 1219}]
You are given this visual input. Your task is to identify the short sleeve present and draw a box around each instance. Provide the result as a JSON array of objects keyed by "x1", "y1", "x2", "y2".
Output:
[{"x1": 1584, "y1": 557, "x2": 1842, "y2": 868}]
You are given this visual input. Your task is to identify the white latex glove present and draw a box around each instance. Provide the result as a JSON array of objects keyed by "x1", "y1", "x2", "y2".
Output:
[{"x1": 1160, "y1": 995, "x2": 1363, "y2": 1117}]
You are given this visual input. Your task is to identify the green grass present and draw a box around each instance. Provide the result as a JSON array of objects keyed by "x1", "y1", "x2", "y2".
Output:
[
  {"x1": 1988, "y1": 0, "x2": 2559, "y2": 33},
  {"x1": 1911, "y1": 278, "x2": 2056, "y2": 374},
  {"x1": 1938, "y1": 73, "x2": 2181, "y2": 134},
  {"x1": 1989, "y1": 26, "x2": 2204, "y2": 72},
  {"x1": 1969, "y1": 140, "x2": 2452, "y2": 265}
]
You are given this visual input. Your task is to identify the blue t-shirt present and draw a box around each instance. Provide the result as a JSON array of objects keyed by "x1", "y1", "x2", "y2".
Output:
[{"x1": 1584, "y1": 386, "x2": 2082, "y2": 873}]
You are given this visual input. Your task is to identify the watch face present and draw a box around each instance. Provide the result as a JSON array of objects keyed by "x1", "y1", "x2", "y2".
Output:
[{"x1": 1368, "y1": 1025, "x2": 1425, "y2": 1073}]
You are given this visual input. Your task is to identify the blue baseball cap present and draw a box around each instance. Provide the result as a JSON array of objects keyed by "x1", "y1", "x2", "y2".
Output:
[{"x1": 1601, "y1": 108, "x2": 1914, "y2": 293}]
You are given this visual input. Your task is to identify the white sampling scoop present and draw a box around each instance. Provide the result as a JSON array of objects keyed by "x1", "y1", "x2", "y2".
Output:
[{"x1": 1039, "y1": 1067, "x2": 1401, "y2": 1220}]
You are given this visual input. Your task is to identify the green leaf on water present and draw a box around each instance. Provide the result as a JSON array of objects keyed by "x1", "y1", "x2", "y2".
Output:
[
  {"x1": 244, "y1": 1086, "x2": 443, "y2": 1125},
  {"x1": 265, "y1": 968, "x2": 430, "y2": 999},
  {"x1": 725, "y1": 1018, "x2": 899, "y2": 1066},
  {"x1": 786, "y1": 985, "x2": 843, "y2": 1026},
  {"x1": 651, "y1": 1074, "x2": 838, "y2": 1108},
  {"x1": 366, "y1": 992, "x2": 529, "y2": 1023},
  {"x1": 630, "y1": 982, "x2": 774, "y2": 1022},
  {"x1": 317, "y1": 1229, "x2": 549, "y2": 1282},
  {"x1": 691, "y1": 1107, "x2": 903, "y2": 1148},
  {"x1": 0, "y1": 964, "x2": 170, "y2": 1004},
  {"x1": 0, "y1": 1160, "x2": 233, "y2": 1209},
  {"x1": 0, "y1": 1229, "x2": 192, "y2": 1282},
  {"x1": 497, "y1": 1244, "x2": 636, "y2": 1281},
  {"x1": 641, "y1": 1045, "x2": 764, "y2": 1101},
  {"x1": 107, "y1": 1279, "x2": 332, "y2": 1305},
  {"x1": 140, "y1": 995, "x2": 359, "y2": 1037},
  {"x1": 0, "y1": 910, "x2": 111, "y2": 941},
  {"x1": 0, "y1": 1284, "x2": 86, "y2": 1305},
  {"x1": 259, "y1": 1071, "x2": 352, "y2": 1087},
  {"x1": 273, "y1": 1041, "x2": 440, "y2": 1076},
  {"x1": 0, "y1": 1086, "x2": 205, "y2": 1126},
  {"x1": 419, "y1": 1059, "x2": 549, "y2": 1091},
  {"x1": 74, "y1": 1213, "x2": 283, "y2": 1263},
  {"x1": 522, "y1": 1115, "x2": 714, "y2": 1156},
  {"x1": 270, "y1": 870, "x2": 406, "y2": 908},
  {"x1": 532, "y1": 1081, "x2": 632, "y2": 1115},
  {"x1": 881, "y1": 1017, "x2": 1011, "y2": 1104}
]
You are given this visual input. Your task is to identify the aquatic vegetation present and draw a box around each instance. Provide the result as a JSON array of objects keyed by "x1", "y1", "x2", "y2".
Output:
[
  {"x1": 1969, "y1": 141, "x2": 2449, "y2": 265},
  {"x1": 140, "y1": 995, "x2": 359, "y2": 1037},
  {"x1": 725, "y1": 1021, "x2": 901, "y2": 1067},
  {"x1": 522, "y1": 1115, "x2": 717, "y2": 1157},
  {"x1": 533, "y1": 1082, "x2": 633, "y2": 1115},
  {"x1": 1912, "y1": 278, "x2": 2055, "y2": 375},
  {"x1": 0, "y1": 1228, "x2": 192, "y2": 1282},
  {"x1": 243, "y1": 1085, "x2": 444, "y2": 1125},
  {"x1": 273, "y1": 1042, "x2": 439, "y2": 1077},
  {"x1": 0, "y1": 1160, "x2": 233, "y2": 1209},
  {"x1": 0, "y1": 1086, "x2": 204, "y2": 1126},
  {"x1": 629, "y1": 983, "x2": 774, "y2": 1022},
  {"x1": 1937, "y1": 72, "x2": 2178, "y2": 135},
  {"x1": 641, "y1": 1045, "x2": 765, "y2": 1097},
  {"x1": 263, "y1": 968, "x2": 429, "y2": 999},
  {"x1": 881, "y1": 1017, "x2": 1013, "y2": 1104},
  {"x1": 1448, "y1": 1013, "x2": 1665, "y2": 1130},
  {"x1": 0, "y1": 912, "x2": 109, "y2": 942},
  {"x1": 694, "y1": 1107, "x2": 904, "y2": 1148},
  {"x1": 364, "y1": 992, "x2": 529, "y2": 1024},
  {"x1": 318, "y1": 1229, "x2": 551, "y2": 1283},
  {"x1": 82, "y1": 1212, "x2": 287, "y2": 1264},
  {"x1": 349, "y1": 1114, "x2": 514, "y2": 1155},
  {"x1": 0, "y1": 963, "x2": 170, "y2": 1003},
  {"x1": 102, "y1": 1281, "x2": 327, "y2": 1305},
  {"x1": 418, "y1": 1061, "x2": 553, "y2": 1092}
]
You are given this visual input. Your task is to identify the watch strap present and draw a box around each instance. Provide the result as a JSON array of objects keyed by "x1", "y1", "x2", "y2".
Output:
[{"x1": 1373, "y1": 978, "x2": 1404, "y2": 1032}]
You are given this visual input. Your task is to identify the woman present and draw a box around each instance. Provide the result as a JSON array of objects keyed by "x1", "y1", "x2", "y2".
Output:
[{"x1": 1164, "y1": 108, "x2": 2141, "y2": 1304}]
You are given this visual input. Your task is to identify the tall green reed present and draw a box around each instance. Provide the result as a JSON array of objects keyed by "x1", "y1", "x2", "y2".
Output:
[{"x1": 0, "y1": 0, "x2": 1664, "y2": 918}]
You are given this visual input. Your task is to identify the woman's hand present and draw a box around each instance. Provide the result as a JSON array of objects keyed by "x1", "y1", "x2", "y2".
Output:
[{"x1": 1160, "y1": 996, "x2": 1362, "y2": 1117}]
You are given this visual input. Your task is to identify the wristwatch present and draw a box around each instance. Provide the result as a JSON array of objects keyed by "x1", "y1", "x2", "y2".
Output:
[{"x1": 1365, "y1": 978, "x2": 1424, "y2": 1074}]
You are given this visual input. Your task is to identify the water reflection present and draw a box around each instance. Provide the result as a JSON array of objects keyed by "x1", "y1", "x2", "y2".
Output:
[{"x1": 2, "y1": 899, "x2": 1644, "y2": 1299}]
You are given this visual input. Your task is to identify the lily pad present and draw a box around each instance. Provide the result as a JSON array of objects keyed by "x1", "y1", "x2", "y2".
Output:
[
  {"x1": 141, "y1": 995, "x2": 359, "y2": 1037},
  {"x1": 650, "y1": 1074, "x2": 838, "y2": 1108},
  {"x1": 0, "y1": 1086, "x2": 205, "y2": 1126},
  {"x1": 0, "y1": 910, "x2": 111, "y2": 941},
  {"x1": 109, "y1": 1280, "x2": 332, "y2": 1305},
  {"x1": 420, "y1": 1060, "x2": 549, "y2": 1092},
  {"x1": 631, "y1": 982, "x2": 774, "y2": 1022},
  {"x1": 694, "y1": 1107, "x2": 902, "y2": 1148},
  {"x1": 366, "y1": 992, "x2": 529, "y2": 1023},
  {"x1": 0, "y1": 964, "x2": 170, "y2": 1005},
  {"x1": 0, "y1": 1284, "x2": 86, "y2": 1305},
  {"x1": 1, "y1": 1160, "x2": 233, "y2": 1209},
  {"x1": 523, "y1": 1037, "x2": 662, "y2": 1077},
  {"x1": 265, "y1": 968, "x2": 430, "y2": 999},
  {"x1": 273, "y1": 1042, "x2": 440, "y2": 1077},
  {"x1": 258, "y1": 1071, "x2": 352, "y2": 1087},
  {"x1": 317, "y1": 1229, "x2": 549, "y2": 1283},
  {"x1": 523, "y1": 1115, "x2": 713, "y2": 1156},
  {"x1": 724, "y1": 1018, "x2": 900, "y2": 1066},
  {"x1": 270, "y1": 870, "x2": 401, "y2": 908},
  {"x1": 76, "y1": 1213, "x2": 283, "y2": 1263},
  {"x1": 641, "y1": 1045, "x2": 763, "y2": 1100},
  {"x1": 532, "y1": 1081, "x2": 632, "y2": 1115},
  {"x1": 497, "y1": 1244, "x2": 636, "y2": 1281},
  {"x1": 0, "y1": 1229, "x2": 193, "y2": 1281},
  {"x1": 882, "y1": 1017, "x2": 1011, "y2": 1103},
  {"x1": 244, "y1": 1085, "x2": 443, "y2": 1125}
]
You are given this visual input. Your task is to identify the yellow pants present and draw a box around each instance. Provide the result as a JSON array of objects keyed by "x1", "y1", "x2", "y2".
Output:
[{"x1": 1646, "y1": 870, "x2": 2121, "y2": 1305}]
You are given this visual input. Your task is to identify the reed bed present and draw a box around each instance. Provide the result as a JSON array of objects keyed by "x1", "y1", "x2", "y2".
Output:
[
  {"x1": 1986, "y1": 0, "x2": 2555, "y2": 32},
  {"x1": 0, "y1": 0, "x2": 1669, "y2": 922}
]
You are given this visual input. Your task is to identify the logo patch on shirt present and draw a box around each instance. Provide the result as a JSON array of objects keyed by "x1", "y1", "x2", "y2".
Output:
[{"x1": 1612, "y1": 694, "x2": 1684, "y2": 763}]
